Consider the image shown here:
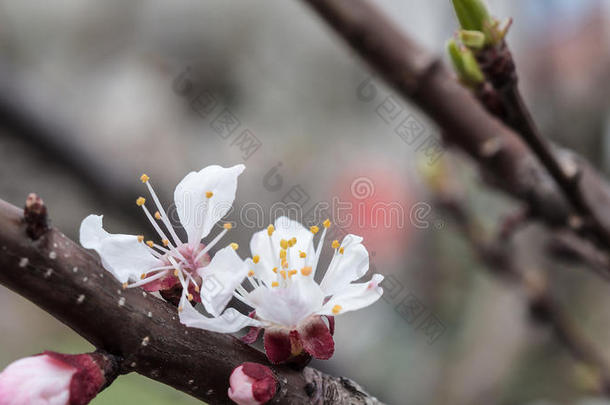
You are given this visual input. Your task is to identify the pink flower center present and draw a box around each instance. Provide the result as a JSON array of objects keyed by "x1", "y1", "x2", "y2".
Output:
[{"x1": 163, "y1": 243, "x2": 210, "y2": 276}]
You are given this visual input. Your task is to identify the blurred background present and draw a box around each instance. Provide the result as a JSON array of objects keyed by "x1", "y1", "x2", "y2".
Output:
[{"x1": 0, "y1": 0, "x2": 609, "y2": 404}]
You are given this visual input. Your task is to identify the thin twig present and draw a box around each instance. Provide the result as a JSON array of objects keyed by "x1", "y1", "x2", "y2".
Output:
[
  {"x1": 435, "y1": 195, "x2": 610, "y2": 395},
  {"x1": 548, "y1": 231, "x2": 610, "y2": 281}
]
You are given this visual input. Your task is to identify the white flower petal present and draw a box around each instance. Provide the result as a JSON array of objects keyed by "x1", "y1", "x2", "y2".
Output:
[
  {"x1": 198, "y1": 246, "x2": 249, "y2": 317},
  {"x1": 179, "y1": 295, "x2": 261, "y2": 333},
  {"x1": 249, "y1": 216, "x2": 314, "y2": 274},
  {"x1": 246, "y1": 278, "x2": 324, "y2": 327},
  {"x1": 79, "y1": 214, "x2": 110, "y2": 251},
  {"x1": 79, "y1": 214, "x2": 162, "y2": 283},
  {"x1": 318, "y1": 274, "x2": 384, "y2": 316},
  {"x1": 249, "y1": 228, "x2": 275, "y2": 273},
  {"x1": 246, "y1": 287, "x2": 295, "y2": 327},
  {"x1": 274, "y1": 216, "x2": 315, "y2": 269},
  {"x1": 243, "y1": 257, "x2": 276, "y2": 287},
  {"x1": 319, "y1": 234, "x2": 369, "y2": 296},
  {"x1": 174, "y1": 164, "x2": 245, "y2": 245}
]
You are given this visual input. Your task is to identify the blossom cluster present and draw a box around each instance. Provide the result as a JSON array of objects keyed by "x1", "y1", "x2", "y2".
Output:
[{"x1": 0, "y1": 164, "x2": 384, "y2": 405}]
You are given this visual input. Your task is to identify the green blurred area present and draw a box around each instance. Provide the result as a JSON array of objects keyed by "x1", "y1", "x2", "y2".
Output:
[{"x1": 94, "y1": 374, "x2": 203, "y2": 405}]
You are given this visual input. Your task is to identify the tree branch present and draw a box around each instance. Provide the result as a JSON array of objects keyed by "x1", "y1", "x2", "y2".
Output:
[
  {"x1": 300, "y1": 0, "x2": 610, "y2": 253},
  {"x1": 0, "y1": 196, "x2": 384, "y2": 405}
]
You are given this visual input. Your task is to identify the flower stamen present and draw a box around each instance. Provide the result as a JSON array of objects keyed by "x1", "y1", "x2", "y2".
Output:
[
  {"x1": 126, "y1": 269, "x2": 171, "y2": 289},
  {"x1": 142, "y1": 177, "x2": 182, "y2": 246},
  {"x1": 193, "y1": 227, "x2": 230, "y2": 263},
  {"x1": 311, "y1": 220, "x2": 330, "y2": 278}
]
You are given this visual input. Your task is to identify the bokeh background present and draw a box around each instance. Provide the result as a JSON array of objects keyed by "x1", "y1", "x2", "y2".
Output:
[{"x1": 1, "y1": 0, "x2": 610, "y2": 404}]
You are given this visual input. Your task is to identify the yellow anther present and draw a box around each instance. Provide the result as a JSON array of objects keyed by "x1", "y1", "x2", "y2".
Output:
[
  {"x1": 252, "y1": 255, "x2": 260, "y2": 264},
  {"x1": 310, "y1": 225, "x2": 319, "y2": 234},
  {"x1": 271, "y1": 281, "x2": 279, "y2": 288},
  {"x1": 281, "y1": 259, "x2": 289, "y2": 268},
  {"x1": 205, "y1": 191, "x2": 214, "y2": 198},
  {"x1": 137, "y1": 235, "x2": 144, "y2": 243},
  {"x1": 272, "y1": 267, "x2": 278, "y2": 273},
  {"x1": 194, "y1": 285, "x2": 200, "y2": 292},
  {"x1": 288, "y1": 269, "x2": 297, "y2": 277},
  {"x1": 122, "y1": 282, "x2": 128, "y2": 289},
  {"x1": 140, "y1": 174, "x2": 150, "y2": 183},
  {"x1": 178, "y1": 306, "x2": 184, "y2": 312},
  {"x1": 187, "y1": 293, "x2": 194, "y2": 301},
  {"x1": 332, "y1": 305, "x2": 342, "y2": 315},
  {"x1": 162, "y1": 239, "x2": 169, "y2": 246},
  {"x1": 301, "y1": 266, "x2": 312, "y2": 276},
  {"x1": 331, "y1": 240, "x2": 340, "y2": 249},
  {"x1": 280, "y1": 239, "x2": 288, "y2": 250},
  {"x1": 154, "y1": 211, "x2": 161, "y2": 220},
  {"x1": 279, "y1": 249, "x2": 287, "y2": 259},
  {"x1": 280, "y1": 270, "x2": 287, "y2": 280},
  {"x1": 267, "y1": 224, "x2": 275, "y2": 236},
  {"x1": 289, "y1": 237, "x2": 297, "y2": 246},
  {"x1": 140, "y1": 273, "x2": 146, "y2": 280},
  {"x1": 136, "y1": 197, "x2": 146, "y2": 206},
  {"x1": 223, "y1": 223, "x2": 233, "y2": 230},
  {"x1": 339, "y1": 247, "x2": 344, "y2": 254},
  {"x1": 230, "y1": 243, "x2": 239, "y2": 250},
  {"x1": 248, "y1": 270, "x2": 255, "y2": 277},
  {"x1": 323, "y1": 219, "x2": 331, "y2": 228},
  {"x1": 146, "y1": 240, "x2": 154, "y2": 248},
  {"x1": 299, "y1": 251, "x2": 307, "y2": 258},
  {"x1": 173, "y1": 269, "x2": 179, "y2": 277}
]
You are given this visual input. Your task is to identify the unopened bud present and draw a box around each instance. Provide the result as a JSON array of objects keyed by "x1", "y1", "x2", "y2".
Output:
[
  {"x1": 0, "y1": 351, "x2": 119, "y2": 405},
  {"x1": 452, "y1": 0, "x2": 510, "y2": 45},
  {"x1": 228, "y1": 362, "x2": 277, "y2": 405},
  {"x1": 457, "y1": 30, "x2": 486, "y2": 50},
  {"x1": 447, "y1": 39, "x2": 485, "y2": 86},
  {"x1": 452, "y1": 0, "x2": 491, "y2": 33}
]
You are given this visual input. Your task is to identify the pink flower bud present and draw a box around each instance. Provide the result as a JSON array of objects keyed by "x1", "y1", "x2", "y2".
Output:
[
  {"x1": 228, "y1": 362, "x2": 277, "y2": 405},
  {"x1": 0, "y1": 351, "x2": 117, "y2": 405}
]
